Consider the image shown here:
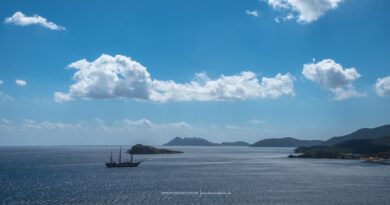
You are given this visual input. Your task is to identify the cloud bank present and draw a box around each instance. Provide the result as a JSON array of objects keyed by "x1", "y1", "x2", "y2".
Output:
[
  {"x1": 302, "y1": 59, "x2": 364, "y2": 100},
  {"x1": 0, "y1": 118, "x2": 195, "y2": 145},
  {"x1": 4, "y1": 11, "x2": 65, "y2": 30},
  {"x1": 267, "y1": 0, "x2": 343, "y2": 24},
  {"x1": 22, "y1": 119, "x2": 83, "y2": 130},
  {"x1": 55, "y1": 54, "x2": 295, "y2": 103},
  {"x1": 0, "y1": 118, "x2": 301, "y2": 146}
]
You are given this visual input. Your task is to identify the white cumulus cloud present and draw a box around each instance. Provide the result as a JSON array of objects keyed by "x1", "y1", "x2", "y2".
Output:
[
  {"x1": 4, "y1": 11, "x2": 65, "y2": 30},
  {"x1": 302, "y1": 59, "x2": 364, "y2": 100},
  {"x1": 246, "y1": 10, "x2": 259, "y2": 17},
  {"x1": 15, "y1": 79, "x2": 27, "y2": 86},
  {"x1": 150, "y1": 71, "x2": 295, "y2": 102},
  {"x1": 375, "y1": 76, "x2": 390, "y2": 97},
  {"x1": 267, "y1": 0, "x2": 343, "y2": 24},
  {"x1": 55, "y1": 54, "x2": 295, "y2": 103},
  {"x1": 55, "y1": 54, "x2": 151, "y2": 102}
]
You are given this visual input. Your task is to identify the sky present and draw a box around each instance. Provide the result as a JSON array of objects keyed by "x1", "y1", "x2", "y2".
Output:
[{"x1": 0, "y1": 0, "x2": 390, "y2": 145}]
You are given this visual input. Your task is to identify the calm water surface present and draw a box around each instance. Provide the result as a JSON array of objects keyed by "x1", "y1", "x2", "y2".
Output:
[{"x1": 0, "y1": 146, "x2": 389, "y2": 205}]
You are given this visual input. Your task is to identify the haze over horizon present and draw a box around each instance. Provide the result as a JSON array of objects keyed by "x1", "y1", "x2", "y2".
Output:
[{"x1": 1, "y1": 0, "x2": 390, "y2": 145}]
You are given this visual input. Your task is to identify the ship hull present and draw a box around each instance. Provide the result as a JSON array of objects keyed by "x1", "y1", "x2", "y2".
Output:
[{"x1": 105, "y1": 161, "x2": 141, "y2": 168}]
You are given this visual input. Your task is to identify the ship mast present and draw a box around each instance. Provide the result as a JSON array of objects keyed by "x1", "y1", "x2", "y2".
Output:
[
  {"x1": 110, "y1": 150, "x2": 113, "y2": 163},
  {"x1": 119, "y1": 146, "x2": 122, "y2": 163}
]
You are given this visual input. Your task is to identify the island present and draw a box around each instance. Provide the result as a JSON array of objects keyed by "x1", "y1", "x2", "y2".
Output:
[
  {"x1": 127, "y1": 144, "x2": 183, "y2": 154},
  {"x1": 163, "y1": 137, "x2": 219, "y2": 146},
  {"x1": 251, "y1": 137, "x2": 323, "y2": 147}
]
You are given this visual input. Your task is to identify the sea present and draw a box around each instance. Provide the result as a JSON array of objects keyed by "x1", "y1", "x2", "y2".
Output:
[{"x1": 0, "y1": 146, "x2": 390, "y2": 205}]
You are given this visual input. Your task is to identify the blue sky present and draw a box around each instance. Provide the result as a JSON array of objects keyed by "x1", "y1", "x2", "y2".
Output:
[{"x1": 0, "y1": 0, "x2": 390, "y2": 145}]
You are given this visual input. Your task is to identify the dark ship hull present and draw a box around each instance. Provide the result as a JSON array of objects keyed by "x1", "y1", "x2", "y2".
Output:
[{"x1": 105, "y1": 161, "x2": 142, "y2": 168}]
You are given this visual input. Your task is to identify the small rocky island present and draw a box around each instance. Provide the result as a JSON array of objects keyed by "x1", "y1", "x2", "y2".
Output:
[{"x1": 127, "y1": 144, "x2": 183, "y2": 154}]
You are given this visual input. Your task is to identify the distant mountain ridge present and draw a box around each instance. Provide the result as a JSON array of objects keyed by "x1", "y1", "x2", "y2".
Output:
[
  {"x1": 321, "y1": 124, "x2": 390, "y2": 146},
  {"x1": 220, "y1": 141, "x2": 250, "y2": 146},
  {"x1": 251, "y1": 137, "x2": 323, "y2": 147},
  {"x1": 163, "y1": 137, "x2": 249, "y2": 146},
  {"x1": 163, "y1": 137, "x2": 321, "y2": 147}
]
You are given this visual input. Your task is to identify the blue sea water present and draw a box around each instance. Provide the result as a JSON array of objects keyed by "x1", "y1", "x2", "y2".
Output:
[{"x1": 0, "y1": 146, "x2": 390, "y2": 205}]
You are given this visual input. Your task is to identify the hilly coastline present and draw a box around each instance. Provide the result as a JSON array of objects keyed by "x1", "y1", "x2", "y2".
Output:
[
  {"x1": 163, "y1": 124, "x2": 390, "y2": 160},
  {"x1": 291, "y1": 124, "x2": 390, "y2": 163},
  {"x1": 320, "y1": 124, "x2": 390, "y2": 146},
  {"x1": 251, "y1": 137, "x2": 323, "y2": 147}
]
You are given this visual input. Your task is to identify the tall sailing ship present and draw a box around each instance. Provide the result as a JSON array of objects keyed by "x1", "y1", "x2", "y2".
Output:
[{"x1": 105, "y1": 146, "x2": 143, "y2": 168}]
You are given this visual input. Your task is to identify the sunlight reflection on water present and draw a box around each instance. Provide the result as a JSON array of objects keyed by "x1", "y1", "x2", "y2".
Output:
[{"x1": 0, "y1": 146, "x2": 389, "y2": 205}]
